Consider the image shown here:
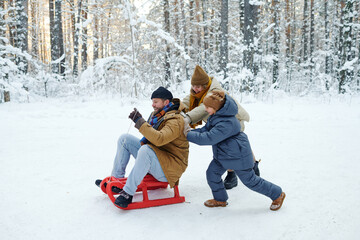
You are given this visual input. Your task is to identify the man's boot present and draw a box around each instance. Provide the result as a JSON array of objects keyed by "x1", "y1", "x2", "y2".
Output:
[
  {"x1": 114, "y1": 190, "x2": 133, "y2": 208},
  {"x1": 95, "y1": 179, "x2": 122, "y2": 193},
  {"x1": 224, "y1": 171, "x2": 238, "y2": 189}
]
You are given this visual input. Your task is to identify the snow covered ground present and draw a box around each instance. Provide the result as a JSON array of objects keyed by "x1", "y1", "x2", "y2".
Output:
[{"x1": 1, "y1": 94, "x2": 360, "y2": 240}]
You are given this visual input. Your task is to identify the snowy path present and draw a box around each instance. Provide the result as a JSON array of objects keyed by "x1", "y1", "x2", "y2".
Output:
[{"x1": 1, "y1": 96, "x2": 359, "y2": 240}]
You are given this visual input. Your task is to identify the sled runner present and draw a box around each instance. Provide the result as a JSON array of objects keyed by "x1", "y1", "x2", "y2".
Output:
[{"x1": 99, "y1": 175, "x2": 185, "y2": 210}]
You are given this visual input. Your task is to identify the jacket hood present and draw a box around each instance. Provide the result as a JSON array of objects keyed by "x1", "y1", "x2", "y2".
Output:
[
  {"x1": 172, "y1": 98, "x2": 186, "y2": 112},
  {"x1": 215, "y1": 94, "x2": 238, "y2": 117}
]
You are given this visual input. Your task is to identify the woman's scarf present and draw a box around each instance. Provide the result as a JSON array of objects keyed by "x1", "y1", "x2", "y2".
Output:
[
  {"x1": 189, "y1": 78, "x2": 212, "y2": 128},
  {"x1": 140, "y1": 102, "x2": 174, "y2": 145}
]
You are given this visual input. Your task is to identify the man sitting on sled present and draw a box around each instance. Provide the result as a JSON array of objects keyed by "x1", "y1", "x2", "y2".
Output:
[{"x1": 95, "y1": 87, "x2": 189, "y2": 208}]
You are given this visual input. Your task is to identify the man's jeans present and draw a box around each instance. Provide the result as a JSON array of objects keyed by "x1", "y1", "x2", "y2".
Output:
[{"x1": 111, "y1": 134, "x2": 167, "y2": 196}]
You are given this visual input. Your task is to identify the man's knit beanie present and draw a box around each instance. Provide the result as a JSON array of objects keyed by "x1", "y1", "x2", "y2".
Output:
[
  {"x1": 151, "y1": 87, "x2": 173, "y2": 101},
  {"x1": 203, "y1": 90, "x2": 226, "y2": 111},
  {"x1": 191, "y1": 65, "x2": 210, "y2": 86}
]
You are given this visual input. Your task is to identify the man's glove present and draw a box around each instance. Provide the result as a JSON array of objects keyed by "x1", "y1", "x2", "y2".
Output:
[
  {"x1": 129, "y1": 108, "x2": 142, "y2": 123},
  {"x1": 183, "y1": 120, "x2": 191, "y2": 137}
]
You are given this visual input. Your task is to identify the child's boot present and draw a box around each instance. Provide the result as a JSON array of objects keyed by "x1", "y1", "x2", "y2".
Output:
[
  {"x1": 253, "y1": 159, "x2": 261, "y2": 176},
  {"x1": 224, "y1": 171, "x2": 238, "y2": 189},
  {"x1": 270, "y1": 192, "x2": 286, "y2": 211},
  {"x1": 204, "y1": 199, "x2": 228, "y2": 207}
]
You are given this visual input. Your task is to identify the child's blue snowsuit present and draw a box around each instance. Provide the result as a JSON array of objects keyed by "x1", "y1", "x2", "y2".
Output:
[{"x1": 187, "y1": 94, "x2": 282, "y2": 202}]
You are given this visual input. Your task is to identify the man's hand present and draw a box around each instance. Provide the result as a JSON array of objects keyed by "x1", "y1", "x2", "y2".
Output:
[
  {"x1": 129, "y1": 108, "x2": 142, "y2": 123},
  {"x1": 183, "y1": 120, "x2": 191, "y2": 137}
]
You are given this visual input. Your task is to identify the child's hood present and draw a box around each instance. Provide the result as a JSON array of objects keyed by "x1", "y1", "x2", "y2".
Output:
[{"x1": 215, "y1": 94, "x2": 238, "y2": 117}]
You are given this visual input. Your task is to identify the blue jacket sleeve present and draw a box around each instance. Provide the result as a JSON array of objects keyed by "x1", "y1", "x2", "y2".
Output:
[
  {"x1": 191, "y1": 125, "x2": 207, "y2": 133},
  {"x1": 187, "y1": 120, "x2": 235, "y2": 146}
]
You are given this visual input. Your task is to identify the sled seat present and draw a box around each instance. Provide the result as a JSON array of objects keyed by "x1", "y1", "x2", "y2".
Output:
[{"x1": 100, "y1": 175, "x2": 185, "y2": 210}]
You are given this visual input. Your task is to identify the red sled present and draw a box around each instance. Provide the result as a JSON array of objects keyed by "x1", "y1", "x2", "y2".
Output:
[{"x1": 99, "y1": 175, "x2": 185, "y2": 210}]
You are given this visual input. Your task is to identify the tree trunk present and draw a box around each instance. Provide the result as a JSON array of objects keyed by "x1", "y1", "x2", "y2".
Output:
[
  {"x1": 180, "y1": 0, "x2": 189, "y2": 80},
  {"x1": 291, "y1": 0, "x2": 296, "y2": 63},
  {"x1": 81, "y1": 0, "x2": 87, "y2": 71},
  {"x1": 243, "y1": 0, "x2": 253, "y2": 70},
  {"x1": 73, "y1": 0, "x2": 81, "y2": 77},
  {"x1": 189, "y1": 0, "x2": 194, "y2": 53},
  {"x1": 309, "y1": 0, "x2": 315, "y2": 82},
  {"x1": 30, "y1": 0, "x2": 38, "y2": 58},
  {"x1": 219, "y1": 0, "x2": 228, "y2": 79},
  {"x1": 163, "y1": 0, "x2": 171, "y2": 86},
  {"x1": 0, "y1": 0, "x2": 6, "y2": 46},
  {"x1": 195, "y1": 0, "x2": 202, "y2": 64},
  {"x1": 4, "y1": 91, "x2": 10, "y2": 102},
  {"x1": 93, "y1": 4, "x2": 99, "y2": 62},
  {"x1": 8, "y1": 0, "x2": 16, "y2": 47},
  {"x1": 239, "y1": 0, "x2": 244, "y2": 35},
  {"x1": 285, "y1": 0, "x2": 292, "y2": 91},
  {"x1": 202, "y1": 0, "x2": 209, "y2": 68},
  {"x1": 243, "y1": 0, "x2": 258, "y2": 91},
  {"x1": 302, "y1": 0, "x2": 309, "y2": 63},
  {"x1": 324, "y1": 0, "x2": 331, "y2": 80},
  {"x1": 15, "y1": 0, "x2": 28, "y2": 73},
  {"x1": 56, "y1": 0, "x2": 65, "y2": 75},
  {"x1": 49, "y1": 0, "x2": 65, "y2": 75},
  {"x1": 339, "y1": 0, "x2": 354, "y2": 93},
  {"x1": 356, "y1": 1, "x2": 360, "y2": 92},
  {"x1": 285, "y1": 0, "x2": 291, "y2": 90},
  {"x1": 272, "y1": 0, "x2": 280, "y2": 86}
]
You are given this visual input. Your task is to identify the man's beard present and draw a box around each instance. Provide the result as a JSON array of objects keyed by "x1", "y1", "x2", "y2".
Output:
[{"x1": 153, "y1": 107, "x2": 162, "y2": 114}]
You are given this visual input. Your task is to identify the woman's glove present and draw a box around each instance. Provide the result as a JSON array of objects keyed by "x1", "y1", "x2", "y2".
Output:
[{"x1": 183, "y1": 120, "x2": 191, "y2": 137}]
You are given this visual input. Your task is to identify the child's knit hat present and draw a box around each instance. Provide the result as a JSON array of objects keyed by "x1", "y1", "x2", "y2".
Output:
[
  {"x1": 191, "y1": 65, "x2": 210, "y2": 86},
  {"x1": 203, "y1": 90, "x2": 225, "y2": 111}
]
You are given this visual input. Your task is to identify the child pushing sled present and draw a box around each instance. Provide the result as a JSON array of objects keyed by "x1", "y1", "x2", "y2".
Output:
[{"x1": 185, "y1": 90, "x2": 285, "y2": 210}]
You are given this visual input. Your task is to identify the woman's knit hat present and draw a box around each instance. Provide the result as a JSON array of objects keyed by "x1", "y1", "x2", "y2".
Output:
[
  {"x1": 191, "y1": 65, "x2": 210, "y2": 86},
  {"x1": 203, "y1": 90, "x2": 225, "y2": 111}
]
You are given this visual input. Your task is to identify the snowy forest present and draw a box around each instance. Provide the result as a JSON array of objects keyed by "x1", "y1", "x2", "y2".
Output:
[{"x1": 0, "y1": 0, "x2": 359, "y2": 103}]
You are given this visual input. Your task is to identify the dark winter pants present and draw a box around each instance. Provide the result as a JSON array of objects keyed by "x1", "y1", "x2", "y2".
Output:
[{"x1": 206, "y1": 159, "x2": 282, "y2": 202}]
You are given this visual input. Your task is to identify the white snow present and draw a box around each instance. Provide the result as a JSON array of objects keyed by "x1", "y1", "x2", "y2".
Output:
[{"x1": 1, "y1": 95, "x2": 360, "y2": 240}]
